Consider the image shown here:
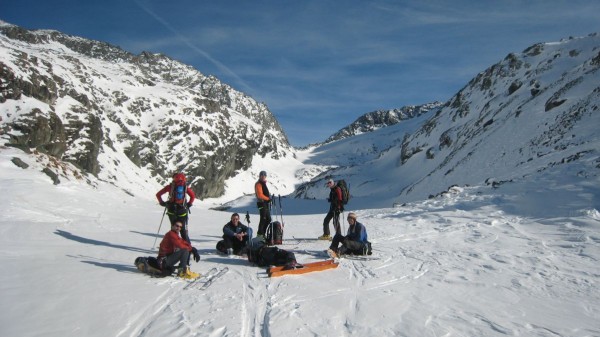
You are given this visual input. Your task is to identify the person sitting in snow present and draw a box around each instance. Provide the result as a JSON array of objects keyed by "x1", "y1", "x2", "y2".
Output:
[
  {"x1": 328, "y1": 212, "x2": 372, "y2": 256},
  {"x1": 158, "y1": 220, "x2": 201, "y2": 279},
  {"x1": 216, "y1": 213, "x2": 253, "y2": 255}
]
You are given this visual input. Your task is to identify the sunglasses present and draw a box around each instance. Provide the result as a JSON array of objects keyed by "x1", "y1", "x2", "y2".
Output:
[{"x1": 173, "y1": 224, "x2": 183, "y2": 228}]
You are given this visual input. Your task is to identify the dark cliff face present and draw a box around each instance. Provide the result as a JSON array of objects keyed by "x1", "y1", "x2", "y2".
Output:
[{"x1": 0, "y1": 22, "x2": 291, "y2": 198}]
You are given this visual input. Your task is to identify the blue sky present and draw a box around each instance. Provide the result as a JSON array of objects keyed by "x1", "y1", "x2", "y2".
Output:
[{"x1": 3, "y1": 1, "x2": 600, "y2": 146}]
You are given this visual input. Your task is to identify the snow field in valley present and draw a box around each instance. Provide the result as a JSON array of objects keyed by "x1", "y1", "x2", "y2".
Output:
[{"x1": 1, "y1": 144, "x2": 599, "y2": 337}]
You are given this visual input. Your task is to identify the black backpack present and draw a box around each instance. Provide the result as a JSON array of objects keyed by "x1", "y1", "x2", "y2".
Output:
[
  {"x1": 265, "y1": 221, "x2": 283, "y2": 245},
  {"x1": 337, "y1": 180, "x2": 350, "y2": 205},
  {"x1": 252, "y1": 246, "x2": 296, "y2": 267}
]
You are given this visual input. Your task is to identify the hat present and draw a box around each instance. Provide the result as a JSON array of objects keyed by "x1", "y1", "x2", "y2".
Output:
[
  {"x1": 173, "y1": 172, "x2": 186, "y2": 182},
  {"x1": 325, "y1": 179, "x2": 334, "y2": 186},
  {"x1": 259, "y1": 170, "x2": 267, "y2": 177},
  {"x1": 347, "y1": 212, "x2": 357, "y2": 220}
]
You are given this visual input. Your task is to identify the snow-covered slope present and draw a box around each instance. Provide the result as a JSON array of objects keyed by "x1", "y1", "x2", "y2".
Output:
[
  {"x1": 0, "y1": 20, "x2": 291, "y2": 199},
  {"x1": 294, "y1": 33, "x2": 600, "y2": 209},
  {"x1": 323, "y1": 102, "x2": 443, "y2": 144},
  {"x1": 1, "y1": 142, "x2": 598, "y2": 337},
  {"x1": 0, "y1": 21, "x2": 599, "y2": 336}
]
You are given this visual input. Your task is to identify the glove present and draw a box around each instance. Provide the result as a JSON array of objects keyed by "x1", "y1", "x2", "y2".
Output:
[
  {"x1": 191, "y1": 247, "x2": 200, "y2": 262},
  {"x1": 186, "y1": 202, "x2": 193, "y2": 209},
  {"x1": 327, "y1": 198, "x2": 331, "y2": 202},
  {"x1": 159, "y1": 201, "x2": 166, "y2": 207}
]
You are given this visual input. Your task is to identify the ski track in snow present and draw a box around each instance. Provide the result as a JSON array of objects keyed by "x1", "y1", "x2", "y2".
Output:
[
  {"x1": 62, "y1": 205, "x2": 600, "y2": 336},
  {"x1": 1, "y1": 149, "x2": 598, "y2": 337}
]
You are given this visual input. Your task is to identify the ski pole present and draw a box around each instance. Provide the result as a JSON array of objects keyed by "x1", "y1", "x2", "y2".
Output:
[
  {"x1": 244, "y1": 211, "x2": 252, "y2": 261},
  {"x1": 152, "y1": 206, "x2": 167, "y2": 250},
  {"x1": 245, "y1": 210, "x2": 252, "y2": 240},
  {"x1": 278, "y1": 194, "x2": 285, "y2": 226},
  {"x1": 269, "y1": 194, "x2": 276, "y2": 244}
]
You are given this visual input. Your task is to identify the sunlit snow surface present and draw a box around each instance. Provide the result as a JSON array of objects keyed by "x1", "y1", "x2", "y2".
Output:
[{"x1": 1, "y1": 145, "x2": 598, "y2": 337}]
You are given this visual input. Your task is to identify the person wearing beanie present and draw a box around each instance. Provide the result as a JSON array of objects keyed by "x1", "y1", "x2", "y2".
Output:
[
  {"x1": 328, "y1": 212, "x2": 372, "y2": 257},
  {"x1": 254, "y1": 170, "x2": 271, "y2": 238},
  {"x1": 318, "y1": 179, "x2": 343, "y2": 240}
]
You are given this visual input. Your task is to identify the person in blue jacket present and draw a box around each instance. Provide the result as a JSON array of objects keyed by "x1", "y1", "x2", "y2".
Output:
[
  {"x1": 218, "y1": 213, "x2": 253, "y2": 255},
  {"x1": 329, "y1": 212, "x2": 372, "y2": 256}
]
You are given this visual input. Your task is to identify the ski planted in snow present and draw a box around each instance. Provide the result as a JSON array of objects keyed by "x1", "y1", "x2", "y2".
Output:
[{"x1": 268, "y1": 259, "x2": 338, "y2": 277}]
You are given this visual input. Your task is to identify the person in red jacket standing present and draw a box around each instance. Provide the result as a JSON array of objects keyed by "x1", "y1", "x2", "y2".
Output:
[
  {"x1": 158, "y1": 220, "x2": 201, "y2": 279},
  {"x1": 319, "y1": 179, "x2": 343, "y2": 240},
  {"x1": 156, "y1": 173, "x2": 196, "y2": 243}
]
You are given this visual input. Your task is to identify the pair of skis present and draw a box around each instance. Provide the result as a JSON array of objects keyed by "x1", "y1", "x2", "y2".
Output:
[
  {"x1": 183, "y1": 267, "x2": 229, "y2": 290},
  {"x1": 327, "y1": 248, "x2": 380, "y2": 261}
]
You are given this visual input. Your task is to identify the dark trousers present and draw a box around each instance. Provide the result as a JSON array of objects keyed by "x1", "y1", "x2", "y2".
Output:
[
  {"x1": 330, "y1": 234, "x2": 365, "y2": 254},
  {"x1": 257, "y1": 202, "x2": 271, "y2": 236},
  {"x1": 322, "y1": 207, "x2": 340, "y2": 236},
  {"x1": 161, "y1": 249, "x2": 190, "y2": 273},
  {"x1": 223, "y1": 235, "x2": 250, "y2": 254}
]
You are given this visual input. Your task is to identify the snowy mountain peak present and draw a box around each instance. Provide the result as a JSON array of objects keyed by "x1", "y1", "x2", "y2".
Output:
[
  {"x1": 0, "y1": 22, "x2": 291, "y2": 199},
  {"x1": 293, "y1": 33, "x2": 600, "y2": 208},
  {"x1": 324, "y1": 102, "x2": 443, "y2": 144}
]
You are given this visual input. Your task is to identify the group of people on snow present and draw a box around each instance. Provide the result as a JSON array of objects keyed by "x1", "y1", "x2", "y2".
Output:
[{"x1": 148, "y1": 171, "x2": 371, "y2": 279}]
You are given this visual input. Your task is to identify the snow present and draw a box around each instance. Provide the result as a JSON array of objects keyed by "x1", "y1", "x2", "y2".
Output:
[
  {"x1": 1, "y1": 28, "x2": 599, "y2": 337},
  {"x1": 1, "y1": 143, "x2": 598, "y2": 337}
]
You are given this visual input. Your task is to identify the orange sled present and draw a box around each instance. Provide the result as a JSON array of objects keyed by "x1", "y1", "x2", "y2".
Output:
[{"x1": 268, "y1": 259, "x2": 339, "y2": 277}]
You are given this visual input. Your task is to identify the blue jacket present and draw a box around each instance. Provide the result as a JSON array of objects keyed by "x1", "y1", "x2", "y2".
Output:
[{"x1": 346, "y1": 221, "x2": 368, "y2": 243}]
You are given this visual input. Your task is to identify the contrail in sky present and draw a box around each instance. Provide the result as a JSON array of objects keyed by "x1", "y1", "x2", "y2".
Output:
[{"x1": 132, "y1": 0, "x2": 253, "y2": 93}]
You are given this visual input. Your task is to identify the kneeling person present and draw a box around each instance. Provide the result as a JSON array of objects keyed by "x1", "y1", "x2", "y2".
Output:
[
  {"x1": 329, "y1": 212, "x2": 372, "y2": 256},
  {"x1": 158, "y1": 221, "x2": 201, "y2": 278}
]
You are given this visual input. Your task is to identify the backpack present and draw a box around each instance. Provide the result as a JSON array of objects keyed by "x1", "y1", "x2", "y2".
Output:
[
  {"x1": 135, "y1": 256, "x2": 166, "y2": 276},
  {"x1": 170, "y1": 173, "x2": 187, "y2": 205},
  {"x1": 337, "y1": 179, "x2": 350, "y2": 205},
  {"x1": 265, "y1": 221, "x2": 283, "y2": 245},
  {"x1": 216, "y1": 240, "x2": 227, "y2": 254},
  {"x1": 249, "y1": 246, "x2": 296, "y2": 267}
]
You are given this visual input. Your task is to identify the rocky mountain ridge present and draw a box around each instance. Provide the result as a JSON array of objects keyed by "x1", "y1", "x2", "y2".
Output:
[
  {"x1": 0, "y1": 21, "x2": 291, "y2": 198},
  {"x1": 2, "y1": 20, "x2": 598, "y2": 206},
  {"x1": 294, "y1": 33, "x2": 600, "y2": 206},
  {"x1": 324, "y1": 102, "x2": 443, "y2": 144}
]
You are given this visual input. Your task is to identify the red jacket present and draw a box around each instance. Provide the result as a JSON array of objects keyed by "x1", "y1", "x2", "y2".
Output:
[
  {"x1": 158, "y1": 230, "x2": 193, "y2": 258},
  {"x1": 156, "y1": 184, "x2": 196, "y2": 205},
  {"x1": 329, "y1": 186, "x2": 343, "y2": 209}
]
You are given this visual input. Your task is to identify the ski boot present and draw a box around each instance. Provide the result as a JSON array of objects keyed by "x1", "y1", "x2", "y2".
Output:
[{"x1": 178, "y1": 266, "x2": 200, "y2": 279}]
